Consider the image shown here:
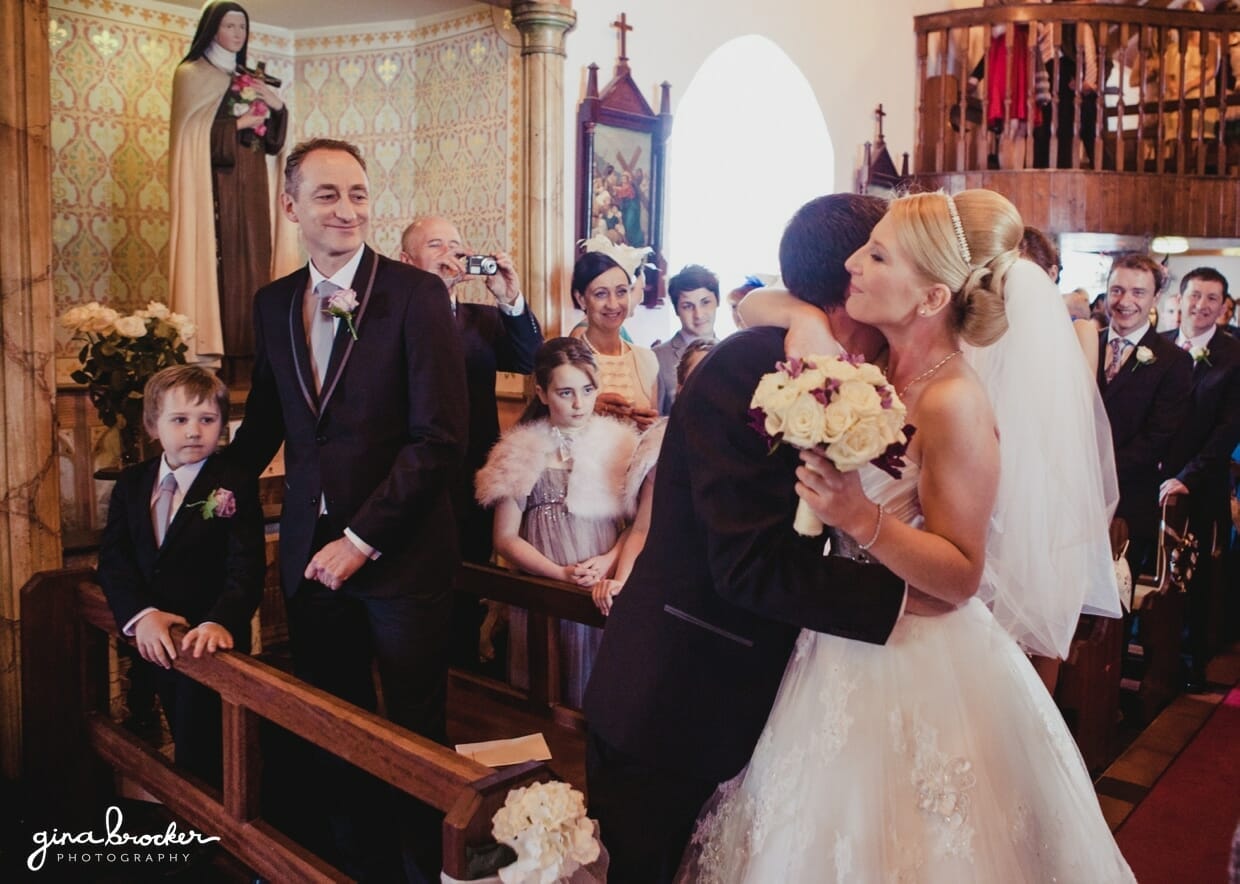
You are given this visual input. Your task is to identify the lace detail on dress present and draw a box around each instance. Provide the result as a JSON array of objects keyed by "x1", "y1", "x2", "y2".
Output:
[
  {"x1": 909, "y1": 718, "x2": 977, "y2": 861},
  {"x1": 689, "y1": 775, "x2": 750, "y2": 884},
  {"x1": 811, "y1": 658, "x2": 858, "y2": 764}
]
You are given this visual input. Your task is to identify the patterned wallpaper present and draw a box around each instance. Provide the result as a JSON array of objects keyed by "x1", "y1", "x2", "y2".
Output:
[{"x1": 49, "y1": 0, "x2": 520, "y2": 367}]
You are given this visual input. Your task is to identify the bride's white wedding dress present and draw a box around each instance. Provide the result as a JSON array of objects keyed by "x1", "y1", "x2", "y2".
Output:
[{"x1": 684, "y1": 465, "x2": 1136, "y2": 883}]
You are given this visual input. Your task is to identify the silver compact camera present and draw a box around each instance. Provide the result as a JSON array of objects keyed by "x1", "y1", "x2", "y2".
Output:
[{"x1": 464, "y1": 254, "x2": 499, "y2": 276}]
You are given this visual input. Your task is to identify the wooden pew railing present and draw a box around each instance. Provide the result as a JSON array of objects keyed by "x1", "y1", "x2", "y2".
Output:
[
  {"x1": 454, "y1": 563, "x2": 606, "y2": 732},
  {"x1": 915, "y1": 5, "x2": 1240, "y2": 176},
  {"x1": 20, "y1": 567, "x2": 553, "y2": 882}
]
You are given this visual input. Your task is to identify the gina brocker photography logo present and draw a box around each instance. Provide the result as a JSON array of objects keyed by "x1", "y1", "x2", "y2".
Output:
[{"x1": 26, "y1": 805, "x2": 220, "y2": 872}]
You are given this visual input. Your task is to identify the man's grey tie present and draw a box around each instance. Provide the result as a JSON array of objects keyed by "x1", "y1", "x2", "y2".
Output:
[
  {"x1": 1105, "y1": 338, "x2": 1130, "y2": 383},
  {"x1": 312, "y1": 280, "x2": 339, "y2": 391},
  {"x1": 152, "y1": 472, "x2": 177, "y2": 547}
]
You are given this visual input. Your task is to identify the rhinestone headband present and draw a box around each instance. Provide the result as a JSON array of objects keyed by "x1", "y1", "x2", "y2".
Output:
[{"x1": 944, "y1": 194, "x2": 972, "y2": 266}]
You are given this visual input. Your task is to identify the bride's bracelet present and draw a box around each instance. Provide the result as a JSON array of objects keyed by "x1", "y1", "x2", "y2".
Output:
[{"x1": 857, "y1": 502, "x2": 884, "y2": 551}]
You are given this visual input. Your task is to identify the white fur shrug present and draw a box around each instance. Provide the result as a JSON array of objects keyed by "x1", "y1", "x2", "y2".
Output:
[{"x1": 475, "y1": 417, "x2": 641, "y2": 520}]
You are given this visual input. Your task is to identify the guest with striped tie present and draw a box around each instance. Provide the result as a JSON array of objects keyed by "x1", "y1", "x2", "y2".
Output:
[
  {"x1": 1097, "y1": 253, "x2": 1193, "y2": 577},
  {"x1": 97, "y1": 365, "x2": 265, "y2": 784}
]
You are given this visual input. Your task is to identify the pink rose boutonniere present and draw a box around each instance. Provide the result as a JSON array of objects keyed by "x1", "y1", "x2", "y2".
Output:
[
  {"x1": 326, "y1": 288, "x2": 360, "y2": 340},
  {"x1": 189, "y1": 488, "x2": 237, "y2": 520}
]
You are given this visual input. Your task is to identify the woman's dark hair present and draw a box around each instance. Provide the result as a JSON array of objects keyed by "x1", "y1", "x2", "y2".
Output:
[
  {"x1": 183, "y1": 2, "x2": 250, "y2": 67},
  {"x1": 571, "y1": 252, "x2": 628, "y2": 309},
  {"x1": 518, "y1": 337, "x2": 600, "y2": 424}
]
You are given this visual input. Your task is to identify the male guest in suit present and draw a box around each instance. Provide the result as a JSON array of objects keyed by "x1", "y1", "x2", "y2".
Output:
[
  {"x1": 583, "y1": 194, "x2": 909, "y2": 884},
  {"x1": 1160, "y1": 267, "x2": 1240, "y2": 688},
  {"x1": 398, "y1": 215, "x2": 542, "y2": 565},
  {"x1": 1097, "y1": 253, "x2": 1193, "y2": 577},
  {"x1": 652, "y1": 264, "x2": 720, "y2": 415},
  {"x1": 229, "y1": 139, "x2": 467, "y2": 879},
  {"x1": 99, "y1": 365, "x2": 264, "y2": 785}
]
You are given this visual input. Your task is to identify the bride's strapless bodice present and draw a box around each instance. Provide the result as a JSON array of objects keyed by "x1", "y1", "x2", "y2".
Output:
[{"x1": 859, "y1": 462, "x2": 922, "y2": 529}]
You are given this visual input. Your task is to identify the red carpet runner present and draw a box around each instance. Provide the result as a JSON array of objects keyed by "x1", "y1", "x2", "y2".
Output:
[{"x1": 1115, "y1": 686, "x2": 1240, "y2": 883}]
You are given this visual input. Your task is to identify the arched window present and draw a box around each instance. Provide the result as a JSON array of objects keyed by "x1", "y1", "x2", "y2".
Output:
[{"x1": 665, "y1": 36, "x2": 834, "y2": 338}]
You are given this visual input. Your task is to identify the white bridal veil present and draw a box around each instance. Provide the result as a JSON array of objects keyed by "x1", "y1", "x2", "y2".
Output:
[{"x1": 967, "y1": 258, "x2": 1123, "y2": 660}]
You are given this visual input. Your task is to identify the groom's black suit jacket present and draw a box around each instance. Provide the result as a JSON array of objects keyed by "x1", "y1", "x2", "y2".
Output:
[
  {"x1": 1096, "y1": 326, "x2": 1192, "y2": 543},
  {"x1": 584, "y1": 327, "x2": 905, "y2": 785},
  {"x1": 229, "y1": 245, "x2": 469, "y2": 600}
]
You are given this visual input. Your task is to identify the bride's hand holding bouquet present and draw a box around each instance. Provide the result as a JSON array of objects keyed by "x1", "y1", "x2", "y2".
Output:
[{"x1": 748, "y1": 353, "x2": 912, "y2": 537}]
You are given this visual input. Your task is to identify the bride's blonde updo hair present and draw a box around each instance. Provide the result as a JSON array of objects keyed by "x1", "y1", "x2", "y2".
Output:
[{"x1": 887, "y1": 189, "x2": 1023, "y2": 347}]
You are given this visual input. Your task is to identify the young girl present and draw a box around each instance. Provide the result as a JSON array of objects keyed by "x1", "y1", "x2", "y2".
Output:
[{"x1": 475, "y1": 337, "x2": 639, "y2": 706}]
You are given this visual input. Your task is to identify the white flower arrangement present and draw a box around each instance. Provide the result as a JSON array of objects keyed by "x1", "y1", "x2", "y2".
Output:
[
  {"x1": 491, "y1": 782, "x2": 600, "y2": 884},
  {"x1": 749, "y1": 353, "x2": 912, "y2": 537}
]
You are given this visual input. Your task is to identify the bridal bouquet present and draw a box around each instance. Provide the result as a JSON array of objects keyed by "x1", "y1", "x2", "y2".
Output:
[
  {"x1": 749, "y1": 353, "x2": 911, "y2": 537},
  {"x1": 489, "y1": 781, "x2": 603, "y2": 884}
]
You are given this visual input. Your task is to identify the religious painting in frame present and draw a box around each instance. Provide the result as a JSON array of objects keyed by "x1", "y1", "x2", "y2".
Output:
[
  {"x1": 587, "y1": 123, "x2": 655, "y2": 254},
  {"x1": 576, "y1": 20, "x2": 671, "y2": 307}
]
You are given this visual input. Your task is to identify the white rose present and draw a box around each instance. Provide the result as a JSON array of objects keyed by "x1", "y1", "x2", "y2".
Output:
[
  {"x1": 854, "y1": 362, "x2": 887, "y2": 386},
  {"x1": 59, "y1": 305, "x2": 90, "y2": 330},
  {"x1": 836, "y1": 379, "x2": 883, "y2": 416},
  {"x1": 792, "y1": 365, "x2": 828, "y2": 392},
  {"x1": 113, "y1": 315, "x2": 148, "y2": 337},
  {"x1": 819, "y1": 358, "x2": 859, "y2": 382},
  {"x1": 821, "y1": 399, "x2": 855, "y2": 442},
  {"x1": 232, "y1": 101, "x2": 251, "y2": 117},
  {"x1": 144, "y1": 301, "x2": 170, "y2": 319},
  {"x1": 168, "y1": 312, "x2": 196, "y2": 342},
  {"x1": 780, "y1": 391, "x2": 826, "y2": 449},
  {"x1": 827, "y1": 421, "x2": 885, "y2": 471},
  {"x1": 82, "y1": 305, "x2": 119, "y2": 334},
  {"x1": 751, "y1": 372, "x2": 798, "y2": 414}
]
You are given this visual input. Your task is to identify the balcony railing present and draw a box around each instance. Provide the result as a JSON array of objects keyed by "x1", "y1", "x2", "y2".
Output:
[{"x1": 915, "y1": 5, "x2": 1240, "y2": 177}]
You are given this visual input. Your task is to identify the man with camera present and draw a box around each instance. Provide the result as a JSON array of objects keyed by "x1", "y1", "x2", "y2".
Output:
[{"x1": 399, "y1": 215, "x2": 542, "y2": 660}]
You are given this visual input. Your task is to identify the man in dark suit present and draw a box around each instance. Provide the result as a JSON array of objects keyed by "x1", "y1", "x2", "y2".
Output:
[
  {"x1": 399, "y1": 215, "x2": 542, "y2": 673},
  {"x1": 583, "y1": 194, "x2": 908, "y2": 884},
  {"x1": 1160, "y1": 266, "x2": 1240, "y2": 687},
  {"x1": 229, "y1": 139, "x2": 468, "y2": 738},
  {"x1": 397, "y1": 217, "x2": 541, "y2": 559},
  {"x1": 1097, "y1": 253, "x2": 1193, "y2": 577},
  {"x1": 229, "y1": 139, "x2": 468, "y2": 880}
]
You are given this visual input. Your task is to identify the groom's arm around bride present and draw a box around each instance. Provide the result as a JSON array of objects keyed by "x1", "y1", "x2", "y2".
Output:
[{"x1": 583, "y1": 193, "x2": 907, "y2": 884}]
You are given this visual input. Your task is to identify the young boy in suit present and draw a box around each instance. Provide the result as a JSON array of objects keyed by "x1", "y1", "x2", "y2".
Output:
[{"x1": 98, "y1": 365, "x2": 265, "y2": 784}]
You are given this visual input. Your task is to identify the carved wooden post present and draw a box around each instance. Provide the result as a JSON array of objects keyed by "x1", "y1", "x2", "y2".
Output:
[
  {"x1": 510, "y1": 2, "x2": 577, "y2": 336},
  {"x1": 1, "y1": 0, "x2": 63, "y2": 779}
]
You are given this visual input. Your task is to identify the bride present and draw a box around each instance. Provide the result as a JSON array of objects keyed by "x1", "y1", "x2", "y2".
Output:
[{"x1": 684, "y1": 190, "x2": 1134, "y2": 882}]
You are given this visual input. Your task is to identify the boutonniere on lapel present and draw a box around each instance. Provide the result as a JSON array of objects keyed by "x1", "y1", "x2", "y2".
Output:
[
  {"x1": 1131, "y1": 345, "x2": 1156, "y2": 371},
  {"x1": 325, "y1": 288, "x2": 360, "y2": 340},
  {"x1": 1190, "y1": 345, "x2": 1211, "y2": 366},
  {"x1": 188, "y1": 487, "x2": 237, "y2": 520}
]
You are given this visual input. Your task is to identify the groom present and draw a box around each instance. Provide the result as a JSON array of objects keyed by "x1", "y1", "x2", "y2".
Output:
[{"x1": 583, "y1": 193, "x2": 908, "y2": 884}]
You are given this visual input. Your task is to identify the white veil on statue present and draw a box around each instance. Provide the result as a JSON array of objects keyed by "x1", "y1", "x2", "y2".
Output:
[{"x1": 966, "y1": 258, "x2": 1122, "y2": 660}]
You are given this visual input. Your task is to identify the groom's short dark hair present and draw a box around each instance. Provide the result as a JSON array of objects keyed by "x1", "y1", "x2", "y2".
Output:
[{"x1": 779, "y1": 193, "x2": 887, "y2": 310}]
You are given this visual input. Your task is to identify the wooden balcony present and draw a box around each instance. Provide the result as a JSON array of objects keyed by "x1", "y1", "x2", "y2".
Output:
[{"x1": 913, "y1": 4, "x2": 1240, "y2": 236}]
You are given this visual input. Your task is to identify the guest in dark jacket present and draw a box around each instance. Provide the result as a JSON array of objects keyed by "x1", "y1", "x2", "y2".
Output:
[
  {"x1": 98, "y1": 365, "x2": 264, "y2": 783},
  {"x1": 1161, "y1": 267, "x2": 1240, "y2": 686}
]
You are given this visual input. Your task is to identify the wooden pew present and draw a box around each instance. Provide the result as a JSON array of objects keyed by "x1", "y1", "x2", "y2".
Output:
[
  {"x1": 1054, "y1": 518, "x2": 1128, "y2": 774},
  {"x1": 20, "y1": 568, "x2": 552, "y2": 882},
  {"x1": 1123, "y1": 494, "x2": 1196, "y2": 723}
]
